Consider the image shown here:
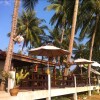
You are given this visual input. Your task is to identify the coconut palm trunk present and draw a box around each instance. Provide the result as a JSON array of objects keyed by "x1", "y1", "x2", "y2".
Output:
[
  {"x1": 4, "y1": 0, "x2": 20, "y2": 72},
  {"x1": 64, "y1": 0, "x2": 79, "y2": 76},
  {"x1": 88, "y1": 15, "x2": 99, "y2": 84},
  {"x1": 60, "y1": 28, "x2": 65, "y2": 44},
  {"x1": 58, "y1": 28, "x2": 65, "y2": 63},
  {"x1": 57, "y1": 28, "x2": 65, "y2": 75}
]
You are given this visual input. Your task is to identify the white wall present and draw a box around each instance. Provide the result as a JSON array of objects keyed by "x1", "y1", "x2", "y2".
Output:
[{"x1": 0, "y1": 86, "x2": 100, "y2": 100}]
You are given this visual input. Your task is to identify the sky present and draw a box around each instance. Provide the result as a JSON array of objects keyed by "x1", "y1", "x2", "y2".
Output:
[
  {"x1": 0, "y1": 0, "x2": 88, "y2": 55},
  {"x1": 0, "y1": 0, "x2": 53, "y2": 54},
  {"x1": 0, "y1": 0, "x2": 84, "y2": 71}
]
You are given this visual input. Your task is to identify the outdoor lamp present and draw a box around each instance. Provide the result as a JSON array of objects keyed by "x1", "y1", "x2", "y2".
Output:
[
  {"x1": 79, "y1": 64, "x2": 83, "y2": 67},
  {"x1": 79, "y1": 64, "x2": 83, "y2": 75},
  {"x1": 13, "y1": 35, "x2": 24, "y2": 43}
]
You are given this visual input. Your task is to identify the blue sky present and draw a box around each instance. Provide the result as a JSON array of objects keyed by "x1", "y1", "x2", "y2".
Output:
[
  {"x1": 0, "y1": 0, "x2": 14, "y2": 51},
  {"x1": 0, "y1": 0, "x2": 87, "y2": 70},
  {"x1": 0, "y1": 0, "x2": 88, "y2": 55},
  {"x1": 0, "y1": 0, "x2": 53, "y2": 53}
]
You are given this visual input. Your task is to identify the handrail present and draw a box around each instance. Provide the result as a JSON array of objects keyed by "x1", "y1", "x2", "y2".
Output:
[{"x1": 19, "y1": 73, "x2": 98, "y2": 90}]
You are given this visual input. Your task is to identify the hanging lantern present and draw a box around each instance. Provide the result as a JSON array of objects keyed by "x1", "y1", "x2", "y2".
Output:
[
  {"x1": 14, "y1": 35, "x2": 24, "y2": 43},
  {"x1": 34, "y1": 64, "x2": 38, "y2": 72},
  {"x1": 79, "y1": 64, "x2": 83, "y2": 67}
]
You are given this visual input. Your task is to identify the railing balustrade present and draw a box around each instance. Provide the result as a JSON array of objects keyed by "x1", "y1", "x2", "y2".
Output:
[{"x1": 20, "y1": 73, "x2": 98, "y2": 90}]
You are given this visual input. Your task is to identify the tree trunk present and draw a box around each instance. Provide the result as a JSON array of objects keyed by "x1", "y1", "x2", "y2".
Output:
[
  {"x1": 64, "y1": 0, "x2": 79, "y2": 76},
  {"x1": 58, "y1": 28, "x2": 65, "y2": 66},
  {"x1": 57, "y1": 27, "x2": 65, "y2": 73},
  {"x1": 60, "y1": 28, "x2": 65, "y2": 44},
  {"x1": 4, "y1": 0, "x2": 20, "y2": 72},
  {"x1": 67, "y1": 0, "x2": 79, "y2": 61},
  {"x1": 88, "y1": 15, "x2": 99, "y2": 83}
]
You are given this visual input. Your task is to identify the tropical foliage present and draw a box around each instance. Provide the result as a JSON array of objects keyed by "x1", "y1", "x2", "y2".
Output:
[
  {"x1": 45, "y1": 0, "x2": 75, "y2": 43},
  {"x1": 76, "y1": 0, "x2": 100, "y2": 60},
  {"x1": 22, "y1": 0, "x2": 38, "y2": 11},
  {"x1": 17, "y1": 11, "x2": 48, "y2": 49},
  {"x1": 4, "y1": 0, "x2": 39, "y2": 71},
  {"x1": 16, "y1": 69, "x2": 29, "y2": 85}
]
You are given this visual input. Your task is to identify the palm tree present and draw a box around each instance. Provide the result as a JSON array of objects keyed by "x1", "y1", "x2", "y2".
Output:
[
  {"x1": 46, "y1": 0, "x2": 79, "y2": 76},
  {"x1": 45, "y1": 0, "x2": 75, "y2": 45},
  {"x1": 76, "y1": 0, "x2": 100, "y2": 79},
  {"x1": 45, "y1": 0, "x2": 68, "y2": 73},
  {"x1": 67, "y1": 0, "x2": 79, "y2": 61},
  {"x1": 4, "y1": 0, "x2": 38, "y2": 72},
  {"x1": 17, "y1": 11, "x2": 47, "y2": 50},
  {"x1": 76, "y1": 0, "x2": 100, "y2": 60},
  {"x1": 49, "y1": 27, "x2": 70, "y2": 49},
  {"x1": 4, "y1": 0, "x2": 20, "y2": 71},
  {"x1": 63, "y1": 0, "x2": 79, "y2": 76},
  {"x1": 73, "y1": 44, "x2": 87, "y2": 59},
  {"x1": 22, "y1": 0, "x2": 38, "y2": 11}
]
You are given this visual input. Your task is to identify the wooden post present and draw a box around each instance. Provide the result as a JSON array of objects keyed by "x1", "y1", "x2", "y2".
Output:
[
  {"x1": 73, "y1": 76, "x2": 77, "y2": 100},
  {"x1": 97, "y1": 76, "x2": 99, "y2": 93},
  {"x1": 88, "y1": 64, "x2": 91, "y2": 96}
]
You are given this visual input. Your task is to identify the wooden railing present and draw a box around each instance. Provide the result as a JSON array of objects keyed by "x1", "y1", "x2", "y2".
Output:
[
  {"x1": 20, "y1": 73, "x2": 98, "y2": 90},
  {"x1": 20, "y1": 72, "x2": 48, "y2": 90}
]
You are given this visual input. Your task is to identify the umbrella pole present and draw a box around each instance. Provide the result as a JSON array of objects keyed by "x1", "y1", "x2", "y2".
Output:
[
  {"x1": 47, "y1": 60, "x2": 51, "y2": 100},
  {"x1": 81, "y1": 67, "x2": 82, "y2": 75}
]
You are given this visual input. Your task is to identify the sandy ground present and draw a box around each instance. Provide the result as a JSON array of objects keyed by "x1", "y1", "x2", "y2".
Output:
[
  {"x1": 86, "y1": 95, "x2": 100, "y2": 100},
  {"x1": 78, "y1": 94, "x2": 100, "y2": 100}
]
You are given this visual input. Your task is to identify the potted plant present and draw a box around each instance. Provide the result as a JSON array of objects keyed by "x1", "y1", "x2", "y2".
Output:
[
  {"x1": 0, "y1": 70, "x2": 10, "y2": 91},
  {"x1": 9, "y1": 69, "x2": 29, "y2": 96}
]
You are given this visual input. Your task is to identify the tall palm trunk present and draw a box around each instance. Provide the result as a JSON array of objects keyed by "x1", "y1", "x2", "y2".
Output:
[
  {"x1": 88, "y1": 15, "x2": 99, "y2": 82},
  {"x1": 58, "y1": 28, "x2": 65, "y2": 63},
  {"x1": 64, "y1": 0, "x2": 79, "y2": 76},
  {"x1": 67, "y1": 0, "x2": 79, "y2": 61},
  {"x1": 4, "y1": 0, "x2": 20, "y2": 71},
  {"x1": 60, "y1": 28, "x2": 65, "y2": 44},
  {"x1": 57, "y1": 28, "x2": 65, "y2": 75}
]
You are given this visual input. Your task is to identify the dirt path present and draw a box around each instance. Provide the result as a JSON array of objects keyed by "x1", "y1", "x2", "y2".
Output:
[
  {"x1": 78, "y1": 95, "x2": 100, "y2": 100},
  {"x1": 86, "y1": 95, "x2": 100, "y2": 100}
]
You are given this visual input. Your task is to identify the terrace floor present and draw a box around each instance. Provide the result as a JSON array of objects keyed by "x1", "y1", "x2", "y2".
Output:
[{"x1": 0, "y1": 85, "x2": 100, "y2": 100}]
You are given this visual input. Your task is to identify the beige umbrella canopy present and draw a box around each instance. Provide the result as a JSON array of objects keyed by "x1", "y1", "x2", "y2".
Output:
[
  {"x1": 74, "y1": 58, "x2": 93, "y2": 64},
  {"x1": 74, "y1": 58, "x2": 93, "y2": 75},
  {"x1": 92, "y1": 61, "x2": 100, "y2": 67},
  {"x1": 29, "y1": 45, "x2": 70, "y2": 57}
]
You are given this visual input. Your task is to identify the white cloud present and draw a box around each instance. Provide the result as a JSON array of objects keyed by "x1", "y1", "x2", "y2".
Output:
[
  {"x1": 4, "y1": 0, "x2": 10, "y2": 5},
  {"x1": 0, "y1": 0, "x2": 13, "y2": 6}
]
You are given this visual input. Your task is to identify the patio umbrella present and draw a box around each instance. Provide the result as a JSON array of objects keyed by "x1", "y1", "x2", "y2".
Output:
[
  {"x1": 92, "y1": 61, "x2": 100, "y2": 67},
  {"x1": 29, "y1": 45, "x2": 70, "y2": 100},
  {"x1": 29, "y1": 45, "x2": 70, "y2": 57},
  {"x1": 74, "y1": 58, "x2": 93, "y2": 87},
  {"x1": 74, "y1": 58, "x2": 93, "y2": 75},
  {"x1": 74, "y1": 58, "x2": 93, "y2": 64}
]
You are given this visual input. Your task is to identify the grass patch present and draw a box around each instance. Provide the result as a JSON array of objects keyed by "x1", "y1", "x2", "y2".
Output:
[
  {"x1": 51, "y1": 94, "x2": 73, "y2": 100},
  {"x1": 77, "y1": 92, "x2": 88, "y2": 100},
  {"x1": 92, "y1": 90, "x2": 99, "y2": 95}
]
